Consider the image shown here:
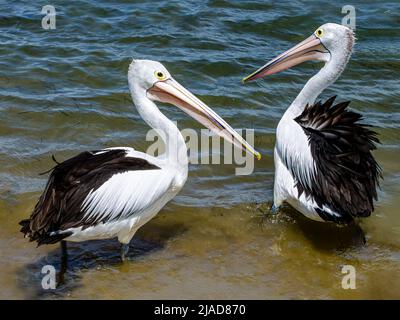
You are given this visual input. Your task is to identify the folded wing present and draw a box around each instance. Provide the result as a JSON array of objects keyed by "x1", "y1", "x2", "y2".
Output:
[
  {"x1": 290, "y1": 96, "x2": 381, "y2": 222},
  {"x1": 20, "y1": 148, "x2": 174, "y2": 244}
]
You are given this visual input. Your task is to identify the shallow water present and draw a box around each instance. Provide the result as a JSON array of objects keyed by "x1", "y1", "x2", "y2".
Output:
[{"x1": 0, "y1": 0, "x2": 399, "y2": 299}]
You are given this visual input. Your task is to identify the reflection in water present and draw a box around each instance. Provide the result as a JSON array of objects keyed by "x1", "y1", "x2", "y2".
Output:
[
  {"x1": 256, "y1": 203, "x2": 367, "y2": 250},
  {"x1": 17, "y1": 221, "x2": 188, "y2": 299}
]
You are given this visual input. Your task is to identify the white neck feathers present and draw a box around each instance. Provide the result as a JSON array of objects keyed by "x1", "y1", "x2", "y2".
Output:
[
  {"x1": 287, "y1": 47, "x2": 352, "y2": 118},
  {"x1": 129, "y1": 82, "x2": 188, "y2": 166}
]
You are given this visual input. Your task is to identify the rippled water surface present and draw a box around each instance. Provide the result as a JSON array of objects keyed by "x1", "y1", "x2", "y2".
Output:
[{"x1": 0, "y1": 0, "x2": 399, "y2": 299}]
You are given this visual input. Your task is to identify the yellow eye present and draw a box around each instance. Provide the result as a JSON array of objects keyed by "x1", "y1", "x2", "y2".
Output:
[
  {"x1": 155, "y1": 71, "x2": 166, "y2": 80},
  {"x1": 315, "y1": 28, "x2": 324, "y2": 37}
]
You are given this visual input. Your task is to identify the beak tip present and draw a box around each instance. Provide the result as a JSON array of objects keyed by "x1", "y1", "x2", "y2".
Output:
[
  {"x1": 255, "y1": 152, "x2": 261, "y2": 161},
  {"x1": 242, "y1": 73, "x2": 259, "y2": 83}
]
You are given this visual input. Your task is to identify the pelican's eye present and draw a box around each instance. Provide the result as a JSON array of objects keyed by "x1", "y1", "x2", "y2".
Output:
[
  {"x1": 155, "y1": 71, "x2": 166, "y2": 80},
  {"x1": 315, "y1": 28, "x2": 324, "y2": 38}
]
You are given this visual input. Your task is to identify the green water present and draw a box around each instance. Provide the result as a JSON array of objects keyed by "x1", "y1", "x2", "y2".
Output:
[{"x1": 0, "y1": 0, "x2": 399, "y2": 299}]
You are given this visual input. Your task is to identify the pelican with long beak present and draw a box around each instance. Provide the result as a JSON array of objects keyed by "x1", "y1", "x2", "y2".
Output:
[
  {"x1": 243, "y1": 23, "x2": 381, "y2": 225},
  {"x1": 20, "y1": 59, "x2": 260, "y2": 261}
]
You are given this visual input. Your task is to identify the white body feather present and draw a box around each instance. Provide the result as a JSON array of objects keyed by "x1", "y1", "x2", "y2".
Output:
[{"x1": 273, "y1": 114, "x2": 324, "y2": 221}]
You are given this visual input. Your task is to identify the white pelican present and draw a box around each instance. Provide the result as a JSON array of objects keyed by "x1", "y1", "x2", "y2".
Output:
[
  {"x1": 20, "y1": 59, "x2": 260, "y2": 261},
  {"x1": 243, "y1": 23, "x2": 381, "y2": 225}
]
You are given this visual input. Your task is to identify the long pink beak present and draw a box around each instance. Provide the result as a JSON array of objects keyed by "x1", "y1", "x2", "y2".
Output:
[
  {"x1": 242, "y1": 34, "x2": 329, "y2": 82},
  {"x1": 147, "y1": 78, "x2": 261, "y2": 160}
]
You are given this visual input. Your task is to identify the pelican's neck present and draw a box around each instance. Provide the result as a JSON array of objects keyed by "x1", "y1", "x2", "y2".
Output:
[
  {"x1": 286, "y1": 52, "x2": 350, "y2": 118},
  {"x1": 129, "y1": 84, "x2": 188, "y2": 167}
]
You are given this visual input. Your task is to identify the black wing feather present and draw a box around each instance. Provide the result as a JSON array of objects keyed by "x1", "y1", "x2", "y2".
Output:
[
  {"x1": 19, "y1": 149, "x2": 160, "y2": 245},
  {"x1": 294, "y1": 96, "x2": 382, "y2": 223}
]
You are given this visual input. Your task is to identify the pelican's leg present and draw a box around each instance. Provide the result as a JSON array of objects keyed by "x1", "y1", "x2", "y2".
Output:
[
  {"x1": 271, "y1": 204, "x2": 280, "y2": 215},
  {"x1": 61, "y1": 240, "x2": 68, "y2": 259},
  {"x1": 271, "y1": 149, "x2": 286, "y2": 216},
  {"x1": 350, "y1": 221, "x2": 367, "y2": 245},
  {"x1": 120, "y1": 243, "x2": 130, "y2": 262},
  {"x1": 119, "y1": 229, "x2": 137, "y2": 262},
  {"x1": 58, "y1": 241, "x2": 68, "y2": 286}
]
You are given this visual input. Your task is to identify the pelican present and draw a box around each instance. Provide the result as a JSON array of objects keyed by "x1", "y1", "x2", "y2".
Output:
[
  {"x1": 20, "y1": 59, "x2": 260, "y2": 261},
  {"x1": 243, "y1": 23, "x2": 381, "y2": 225}
]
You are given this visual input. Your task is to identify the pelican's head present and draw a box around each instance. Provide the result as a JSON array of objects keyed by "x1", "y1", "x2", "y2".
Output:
[
  {"x1": 128, "y1": 59, "x2": 261, "y2": 160},
  {"x1": 242, "y1": 23, "x2": 355, "y2": 82},
  {"x1": 128, "y1": 60, "x2": 172, "y2": 92}
]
